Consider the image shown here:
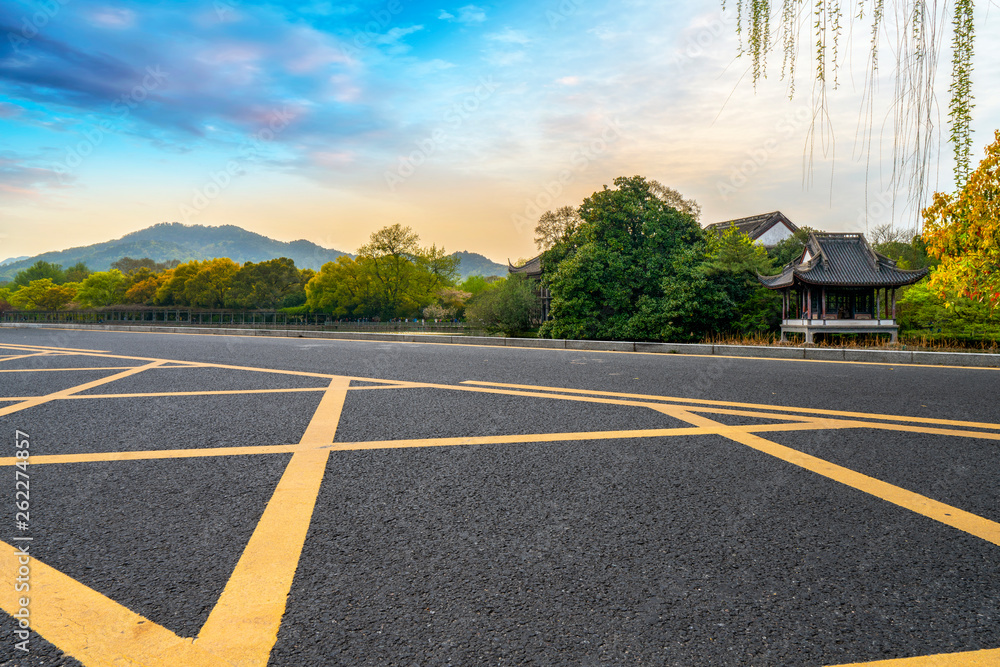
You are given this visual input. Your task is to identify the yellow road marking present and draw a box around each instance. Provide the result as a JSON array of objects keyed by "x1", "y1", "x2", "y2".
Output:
[
  {"x1": 0, "y1": 541, "x2": 230, "y2": 667},
  {"x1": 0, "y1": 366, "x2": 142, "y2": 373},
  {"x1": 828, "y1": 646, "x2": 1000, "y2": 666},
  {"x1": 463, "y1": 381, "x2": 1000, "y2": 431},
  {"x1": 0, "y1": 360, "x2": 165, "y2": 418},
  {"x1": 0, "y1": 351, "x2": 56, "y2": 363},
  {"x1": 0, "y1": 341, "x2": 110, "y2": 353},
  {"x1": 194, "y1": 377, "x2": 350, "y2": 666},
  {"x1": 660, "y1": 407, "x2": 1000, "y2": 547},
  {"x1": 0, "y1": 444, "x2": 305, "y2": 466},
  {"x1": 0, "y1": 421, "x2": 854, "y2": 467}
]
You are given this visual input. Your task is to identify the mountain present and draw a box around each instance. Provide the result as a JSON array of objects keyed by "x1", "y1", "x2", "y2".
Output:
[
  {"x1": 0, "y1": 223, "x2": 350, "y2": 281},
  {"x1": 452, "y1": 251, "x2": 507, "y2": 280},
  {"x1": 0, "y1": 256, "x2": 29, "y2": 266}
]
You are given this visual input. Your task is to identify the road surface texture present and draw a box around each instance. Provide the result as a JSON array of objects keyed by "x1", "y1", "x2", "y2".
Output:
[{"x1": 1, "y1": 326, "x2": 998, "y2": 666}]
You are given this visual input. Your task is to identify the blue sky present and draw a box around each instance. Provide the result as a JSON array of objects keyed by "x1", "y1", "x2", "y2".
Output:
[{"x1": 1, "y1": 0, "x2": 998, "y2": 262}]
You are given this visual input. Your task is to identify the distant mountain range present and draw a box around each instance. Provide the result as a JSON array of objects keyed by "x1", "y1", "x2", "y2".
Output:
[{"x1": 0, "y1": 222, "x2": 507, "y2": 282}]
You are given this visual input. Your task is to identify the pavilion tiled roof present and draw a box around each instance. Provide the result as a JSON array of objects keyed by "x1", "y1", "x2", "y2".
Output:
[
  {"x1": 508, "y1": 254, "x2": 543, "y2": 277},
  {"x1": 705, "y1": 211, "x2": 798, "y2": 241},
  {"x1": 759, "y1": 232, "x2": 928, "y2": 289}
]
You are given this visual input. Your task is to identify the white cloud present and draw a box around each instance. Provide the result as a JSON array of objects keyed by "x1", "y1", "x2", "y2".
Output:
[
  {"x1": 88, "y1": 7, "x2": 136, "y2": 29},
  {"x1": 487, "y1": 28, "x2": 530, "y2": 44},
  {"x1": 457, "y1": 5, "x2": 487, "y2": 23},
  {"x1": 437, "y1": 10, "x2": 455, "y2": 20},
  {"x1": 556, "y1": 76, "x2": 580, "y2": 86}
]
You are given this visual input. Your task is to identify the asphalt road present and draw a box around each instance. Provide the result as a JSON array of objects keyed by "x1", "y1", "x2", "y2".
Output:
[{"x1": 1, "y1": 327, "x2": 998, "y2": 666}]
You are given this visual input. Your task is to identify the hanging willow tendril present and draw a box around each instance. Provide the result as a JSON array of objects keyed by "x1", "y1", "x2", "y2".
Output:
[
  {"x1": 727, "y1": 0, "x2": 977, "y2": 231},
  {"x1": 949, "y1": 0, "x2": 975, "y2": 184}
]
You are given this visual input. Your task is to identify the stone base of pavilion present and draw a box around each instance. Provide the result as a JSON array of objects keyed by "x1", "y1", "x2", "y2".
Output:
[{"x1": 780, "y1": 318, "x2": 899, "y2": 343}]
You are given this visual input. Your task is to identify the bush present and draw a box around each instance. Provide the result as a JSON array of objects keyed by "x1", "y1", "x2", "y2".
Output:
[{"x1": 464, "y1": 275, "x2": 539, "y2": 336}]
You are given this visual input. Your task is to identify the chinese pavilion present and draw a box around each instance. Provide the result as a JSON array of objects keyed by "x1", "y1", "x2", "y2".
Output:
[{"x1": 758, "y1": 232, "x2": 928, "y2": 343}]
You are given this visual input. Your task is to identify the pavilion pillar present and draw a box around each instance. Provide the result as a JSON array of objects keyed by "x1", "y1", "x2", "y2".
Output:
[
  {"x1": 782, "y1": 289, "x2": 787, "y2": 320},
  {"x1": 821, "y1": 287, "x2": 826, "y2": 318},
  {"x1": 891, "y1": 289, "x2": 897, "y2": 319},
  {"x1": 806, "y1": 287, "x2": 812, "y2": 322}
]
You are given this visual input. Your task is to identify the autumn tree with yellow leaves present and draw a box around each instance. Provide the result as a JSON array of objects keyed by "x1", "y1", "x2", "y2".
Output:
[{"x1": 922, "y1": 130, "x2": 1000, "y2": 307}]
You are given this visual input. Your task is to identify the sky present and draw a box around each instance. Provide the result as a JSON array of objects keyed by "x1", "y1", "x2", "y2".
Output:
[{"x1": 1, "y1": 0, "x2": 998, "y2": 264}]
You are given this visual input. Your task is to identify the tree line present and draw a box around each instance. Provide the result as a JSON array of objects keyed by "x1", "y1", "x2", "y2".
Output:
[{"x1": 0, "y1": 225, "x2": 505, "y2": 321}]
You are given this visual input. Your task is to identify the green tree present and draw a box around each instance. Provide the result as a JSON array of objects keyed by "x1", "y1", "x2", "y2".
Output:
[
  {"x1": 305, "y1": 256, "x2": 378, "y2": 317},
  {"x1": 228, "y1": 258, "x2": 305, "y2": 309},
  {"x1": 539, "y1": 176, "x2": 704, "y2": 340},
  {"x1": 465, "y1": 275, "x2": 539, "y2": 335},
  {"x1": 357, "y1": 224, "x2": 422, "y2": 317},
  {"x1": 766, "y1": 226, "x2": 816, "y2": 268},
  {"x1": 184, "y1": 258, "x2": 240, "y2": 308},
  {"x1": 704, "y1": 227, "x2": 780, "y2": 335},
  {"x1": 14, "y1": 261, "x2": 65, "y2": 286},
  {"x1": 460, "y1": 275, "x2": 493, "y2": 296},
  {"x1": 75, "y1": 270, "x2": 128, "y2": 307},
  {"x1": 155, "y1": 261, "x2": 205, "y2": 306},
  {"x1": 9, "y1": 279, "x2": 77, "y2": 309},
  {"x1": 64, "y1": 262, "x2": 91, "y2": 283}
]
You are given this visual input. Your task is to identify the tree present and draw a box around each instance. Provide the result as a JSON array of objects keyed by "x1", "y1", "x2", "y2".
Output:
[
  {"x1": 14, "y1": 261, "x2": 65, "y2": 286},
  {"x1": 465, "y1": 275, "x2": 539, "y2": 335},
  {"x1": 75, "y1": 270, "x2": 128, "y2": 308},
  {"x1": 9, "y1": 279, "x2": 77, "y2": 309},
  {"x1": 922, "y1": 130, "x2": 1000, "y2": 307},
  {"x1": 124, "y1": 277, "x2": 162, "y2": 304},
  {"x1": 539, "y1": 176, "x2": 705, "y2": 340},
  {"x1": 155, "y1": 261, "x2": 205, "y2": 305},
  {"x1": 357, "y1": 224, "x2": 421, "y2": 318},
  {"x1": 460, "y1": 275, "x2": 493, "y2": 296},
  {"x1": 704, "y1": 226, "x2": 781, "y2": 335},
  {"x1": 64, "y1": 262, "x2": 91, "y2": 283},
  {"x1": 766, "y1": 226, "x2": 815, "y2": 268},
  {"x1": 305, "y1": 256, "x2": 378, "y2": 317},
  {"x1": 534, "y1": 206, "x2": 582, "y2": 251},
  {"x1": 184, "y1": 258, "x2": 240, "y2": 308},
  {"x1": 228, "y1": 258, "x2": 305, "y2": 309},
  {"x1": 728, "y1": 0, "x2": 978, "y2": 215}
]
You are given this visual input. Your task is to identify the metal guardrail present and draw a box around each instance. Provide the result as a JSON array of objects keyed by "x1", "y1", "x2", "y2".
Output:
[{"x1": 0, "y1": 309, "x2": 476, "y2": 334}]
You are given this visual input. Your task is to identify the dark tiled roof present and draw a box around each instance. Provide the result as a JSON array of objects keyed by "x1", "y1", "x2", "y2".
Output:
[
  {"x1": 759, "y1": 233, "x2": 928, "y2": 288},
  {"x1": 508, "y1": 254, "x2": 542, "y2": 277},
  {"x1": 705, "y1": 211, "x2": 798, "y2": 242}
]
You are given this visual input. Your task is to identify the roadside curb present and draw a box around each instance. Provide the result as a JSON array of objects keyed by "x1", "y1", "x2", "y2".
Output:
[{"x1": 3, "y1": 322, "x2": 998, "y2": 368}]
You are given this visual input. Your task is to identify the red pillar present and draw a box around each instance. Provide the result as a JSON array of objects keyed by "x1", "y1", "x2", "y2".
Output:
[{"x1": 806, "y1": 288, "x2": 812, "y2": 321}]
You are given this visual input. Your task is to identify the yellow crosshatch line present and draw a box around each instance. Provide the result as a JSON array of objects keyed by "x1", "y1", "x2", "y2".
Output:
[{"x1": 0, "y1": 342, "x2": 997, "y2": 667}]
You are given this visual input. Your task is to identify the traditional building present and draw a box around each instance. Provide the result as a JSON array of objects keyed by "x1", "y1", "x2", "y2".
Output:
[
  {"x1": 508, "y1": 255, "x2": 552, "y2": 321},
  {"x1": 758, "y1": 232, "x2": 928, "y2": 343},
  {"x1": 705, "y1": 211, "x2": 799, "y2": 247}
]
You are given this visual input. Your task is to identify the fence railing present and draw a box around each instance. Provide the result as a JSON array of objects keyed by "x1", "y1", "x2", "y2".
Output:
[{"x1": 0, "y1": 308, "x2": 478, "y2": 334}]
